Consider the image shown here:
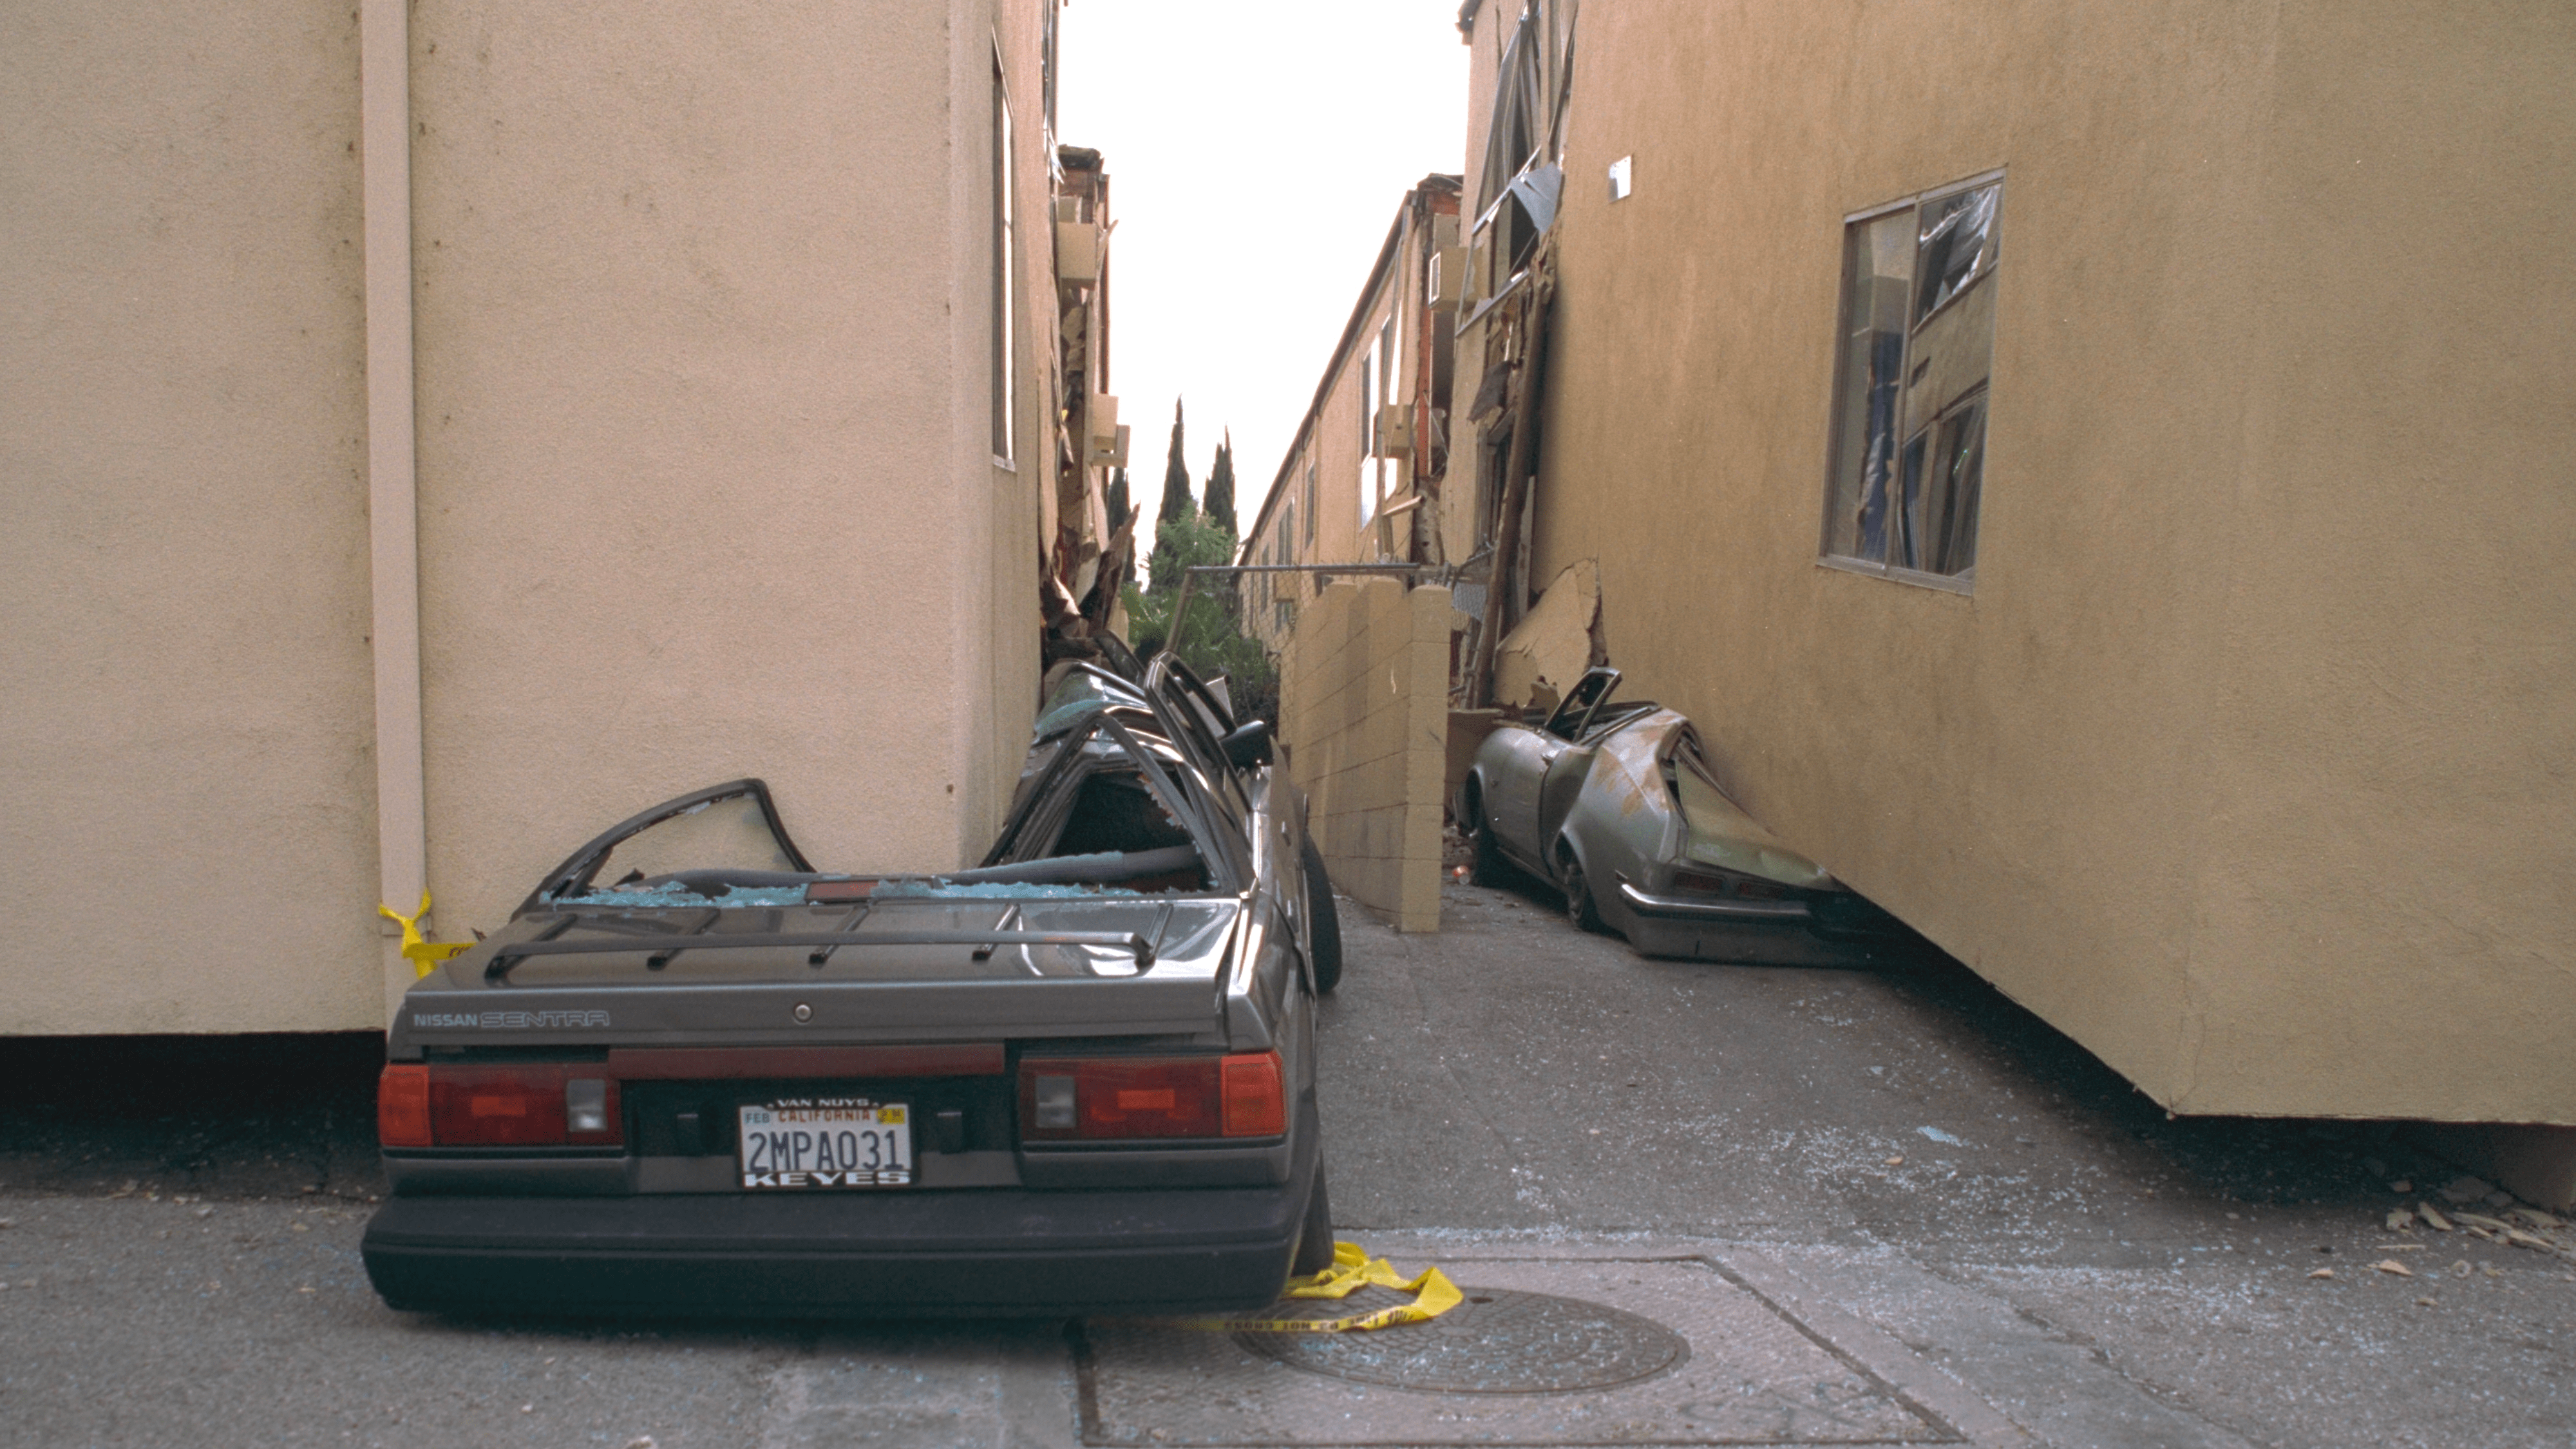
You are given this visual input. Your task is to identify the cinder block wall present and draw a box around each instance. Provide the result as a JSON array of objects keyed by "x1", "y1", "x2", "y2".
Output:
[{"x1": 1280, "y1": 580, "x2": 1452, "y2": 932}]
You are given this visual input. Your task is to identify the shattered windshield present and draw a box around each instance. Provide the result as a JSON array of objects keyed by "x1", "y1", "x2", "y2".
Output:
[{"x1": 1033, "y1": 665, "x2": 1146, "y2": 740}]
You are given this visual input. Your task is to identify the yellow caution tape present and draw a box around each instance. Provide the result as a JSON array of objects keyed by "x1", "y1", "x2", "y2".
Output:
[
  {"x1": 1169, "y1": 1241, "x2": 1464, "y2": 1334},
  {"x1": 379, "y1": 893, "x2": 475, "y2": 978}
]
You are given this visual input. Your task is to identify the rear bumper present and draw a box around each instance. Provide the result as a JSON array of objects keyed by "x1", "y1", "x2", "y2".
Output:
[
  {"x1": 1613, "y1": 882, "x2": 1916, "y2": 967},
  {"x1": 363, "y1": 1151, "x2": 1314, "y2": 1318},
  {"x1": 1617, "y1": 882, "x2": 1814, "y2": 923}
]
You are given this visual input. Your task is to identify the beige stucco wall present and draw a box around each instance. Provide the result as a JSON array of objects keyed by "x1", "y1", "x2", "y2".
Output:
[
  {"x1": 1253, "y1": 277, "x2": 1394, "y2": 634},
  {"x1": 404, "y1": 0, "x2": 1049, "y2": 973},
  {"x1": 2179, "y1": 1, "x2": 2576, "y2": 1119},
  {"x1": 0, "y1": 2, "x2": 383, "y2": 1033},
  {"x1": 1526, "y1": 0, "x2": 2575, "y2": 1121},
  {"x1": 3, "y1": 0, "x2": 1055, "y2": 1032},
  {"x1": 1283, "y1": 580, "x2": 1450, "y2": 932}
]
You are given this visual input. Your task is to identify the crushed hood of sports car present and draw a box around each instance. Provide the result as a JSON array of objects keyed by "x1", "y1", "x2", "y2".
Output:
[{"x1": 1459, "y1": 665, "x2": 1923, "y2": 968}]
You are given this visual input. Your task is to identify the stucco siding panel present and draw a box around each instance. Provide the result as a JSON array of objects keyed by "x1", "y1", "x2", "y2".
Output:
[
  {"x1": 0, "y1": 1, "x2": 378, "y2": 1033},
  {"x1": 1535, "y1": 0, "x2": 2283, "y2": 1097},
  {"x1": 1531, "y1": 0, "x2": 2293, "y2": 1104},
  {"x1": 2177, "y1": 0, "x2": 2576, "y2": 1119},
  {"x1": 1529, "y1": 0, "x2": 2571, "y2": 1121},
  {"x1": 409, "y1": 1, "x2": 981, "y2": 940}
]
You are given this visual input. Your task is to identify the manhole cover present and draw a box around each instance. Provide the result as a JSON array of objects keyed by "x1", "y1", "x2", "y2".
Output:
[{"x1": 1234, "y1": 1287, "x2": 1689, "y2": 1394}]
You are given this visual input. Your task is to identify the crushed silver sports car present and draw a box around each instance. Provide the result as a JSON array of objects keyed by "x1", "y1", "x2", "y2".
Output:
[
  {"x1": 1459, "y1": 667, "x2": 1918, "y2": 967},
  {"x1": 361, "y1": 654, "x2": 1343, "y2": 1317}
]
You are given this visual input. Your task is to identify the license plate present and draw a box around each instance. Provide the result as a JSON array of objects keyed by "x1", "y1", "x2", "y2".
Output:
[{"x1": 736, "y1": 1101, "x2": 912, "y2": 1188}]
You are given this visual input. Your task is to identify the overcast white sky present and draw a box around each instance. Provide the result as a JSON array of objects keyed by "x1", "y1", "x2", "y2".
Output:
[{"x1": 1055, "y1": 1, "x2": 1469, "y2": 548}]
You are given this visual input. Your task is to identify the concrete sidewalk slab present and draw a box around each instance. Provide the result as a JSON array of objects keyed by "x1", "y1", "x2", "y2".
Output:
[{"x1": 1081, "y1": 1255, "x2": 1954, "y2": 1446}]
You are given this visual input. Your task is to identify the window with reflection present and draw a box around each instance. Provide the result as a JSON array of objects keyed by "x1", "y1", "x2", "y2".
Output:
[{"x1": 1822, "y1": 176, "x2": 2001, "y2": 585}]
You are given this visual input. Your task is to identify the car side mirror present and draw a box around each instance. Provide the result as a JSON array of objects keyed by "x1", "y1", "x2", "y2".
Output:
[{"x1": 1222, "y1": 719, "x2": 1274, "y2": 770}]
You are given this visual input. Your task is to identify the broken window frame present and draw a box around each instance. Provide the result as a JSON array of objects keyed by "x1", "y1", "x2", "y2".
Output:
[
  {"x1": 1818, "y1": 170, "x2": 2003, "y2": 594},
  {"x1": 520, "y1": 779, "x2": 817, "y2": 915},
  {"x1": 990, "y1": 51, "x2": 1017, "y2": 466},
  {"x1": 1359, "y1": 317, "x2": 1396, "y2": 533},
  {"x1": 1357, "y1": 350, "x2": 1376, "y2": 529},
  {"x1": 1476, "y1": 10, "x2": 1546, "y2": 215}
]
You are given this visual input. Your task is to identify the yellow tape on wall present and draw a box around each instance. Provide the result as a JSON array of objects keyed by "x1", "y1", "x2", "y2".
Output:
[{"x1": 379, "y1": 893, "x2": 475, "y2": 978}]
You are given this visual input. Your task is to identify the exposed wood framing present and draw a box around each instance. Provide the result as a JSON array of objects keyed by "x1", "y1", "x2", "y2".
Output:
[{"x1": 1467, "y1": 240, "x2": 1557, "y2": 709}]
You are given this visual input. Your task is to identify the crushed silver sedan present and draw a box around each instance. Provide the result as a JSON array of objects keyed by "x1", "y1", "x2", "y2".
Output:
[
  {"x1": 1458, "y1": 667, "x2": 1917, "y2": 966},
  {"x1": 361, "y1": 654, "x2": 1341, "y2": 1317}
]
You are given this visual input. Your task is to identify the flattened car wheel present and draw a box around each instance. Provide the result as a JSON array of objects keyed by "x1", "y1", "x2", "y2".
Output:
[
  {"x1": 1562, "y1": 856, "x2": 1605, "y2": 934},
  {"x1": 1302, "y1": 837, "x2": 1344, "y2": 994},
  {"x1": 1467, "y1": 791, "x2": 1510, "y2": 887},
  {"x1": 1291, "y1": 1164, "x2": 1336, "y2": 1278}
]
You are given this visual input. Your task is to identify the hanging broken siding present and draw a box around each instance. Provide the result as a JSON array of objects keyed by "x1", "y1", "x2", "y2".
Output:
[
  {"x1": 1490, "y1": 559, "x2": 1601, "y2": 715},
  {"x1": 1043, "y1": 147, "x2": 1133, "y2": 669},
  {"x1": 1444, "y1": 1, "x2": 1580, "y2": 708}
]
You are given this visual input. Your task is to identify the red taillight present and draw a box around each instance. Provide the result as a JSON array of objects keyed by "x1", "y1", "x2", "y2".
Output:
[
  {"x1": 1019, "y1": 1057, "x2": 1220, "y2": 1140},
  {"x1": 430, "y1": 1065, "x2": 568, "y2": 1145},
  {"x1": 377, "y1": 1064, "x2": 431, "y2": 1147},
  {"x1": 1221, "y1": 1052, "x2": 1285, "y2": 1137},
  {"x1": 377, "y1": 1064, "x2": 621, "y2": 1148},
  {"x1": 1017, "y1": 1052, "x2": 1288, "y2": 1142}
]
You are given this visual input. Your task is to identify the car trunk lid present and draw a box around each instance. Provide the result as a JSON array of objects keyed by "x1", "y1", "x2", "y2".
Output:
[{"x1": 390, "y1": 898, "x2": 1240, "y2": 1054}]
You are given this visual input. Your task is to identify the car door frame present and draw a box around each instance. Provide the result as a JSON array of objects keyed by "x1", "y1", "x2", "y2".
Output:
[
  {"x1": 515, "y1": 778, "x2": 816, "y2": 917},
  {"x1": 1482, "y1": 668, "x2": 1622, "y2": 876},
  {"x1": 1531, "y1": 668, "x2": 1625, "y2": 875}
]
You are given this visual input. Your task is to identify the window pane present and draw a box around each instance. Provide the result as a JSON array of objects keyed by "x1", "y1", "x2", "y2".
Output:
[
  {"x1": 1929, "y1": 399, "x2": 1986, "y2": 576},
  {"x1": 1899, "y1": 395, "x2": 1986, "y2": 578},
  {"x1": 1823, "y1": 209, "x2": 1915, "y2": 563},
  {"x1": 1891, "y1": 430, "x2": 1930, "y2": 571},
  {"x1": 1357, "y1": 355, "x2": 1376, "y2": 527},
  {"x1": 1901, "y1": 267, "x2": 1996, "y2": 439},
  {"x1": 1915, "y1": 183, "x2": 1999, "y2": 321}
]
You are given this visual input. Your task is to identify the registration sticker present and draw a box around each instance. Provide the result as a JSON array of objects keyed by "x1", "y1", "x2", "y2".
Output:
[{"x1": 737, "y1": 1100, "x2": 912, "y2": 1188}]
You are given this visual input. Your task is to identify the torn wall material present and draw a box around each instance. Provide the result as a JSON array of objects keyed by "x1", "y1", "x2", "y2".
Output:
[
  {"x1": 1490, "y1": 559, "x2": 1600, "y2": 713},
  {"x1": 1041, "y1": 147, "x2": 1133, "y2": 668}
]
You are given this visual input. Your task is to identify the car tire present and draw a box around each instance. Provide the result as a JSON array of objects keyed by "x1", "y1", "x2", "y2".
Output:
[
  {"x1": 1291, "y1": 1164, "x2": 1336, "y2": 1279},
  {"x1": 1302, "y1": 837, "x2": 1343, "y2": 994},
  {"x1": 1562, "y1": 855, "x2": 1605, "y2": 934},
  {"x1": 1467, "y1": 789, "x2": 1510, "y2": 887}
]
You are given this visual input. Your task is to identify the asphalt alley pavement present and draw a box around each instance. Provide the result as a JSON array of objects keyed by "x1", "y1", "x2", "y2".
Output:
[
  {"x1": 1, "y1": 879, "x2": 2570, "y2": 1448},
  {"x1": 1319, "y1": 876, "x2": 2576, "y2": 1448}
]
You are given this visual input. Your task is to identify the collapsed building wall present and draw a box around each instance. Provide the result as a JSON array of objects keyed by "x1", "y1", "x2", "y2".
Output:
[
  {"x1": 1042, "y1": 146, "x2": 1135, "y2": 670},
  {"x1": 1503, "y1": 0, "x2": 2576, "y2": 1153}
]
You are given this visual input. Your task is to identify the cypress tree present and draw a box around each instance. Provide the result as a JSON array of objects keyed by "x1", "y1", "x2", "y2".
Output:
[
  {"x1": 1203, "y1": 430, "x2": 1237, "y2": 536},
  {"x1": 1105, "y1": 467, "x2": 1131, "y2": 532},
  {"x1": 1158, "y1": 397, "x2": 1193, "y2": 524}
]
